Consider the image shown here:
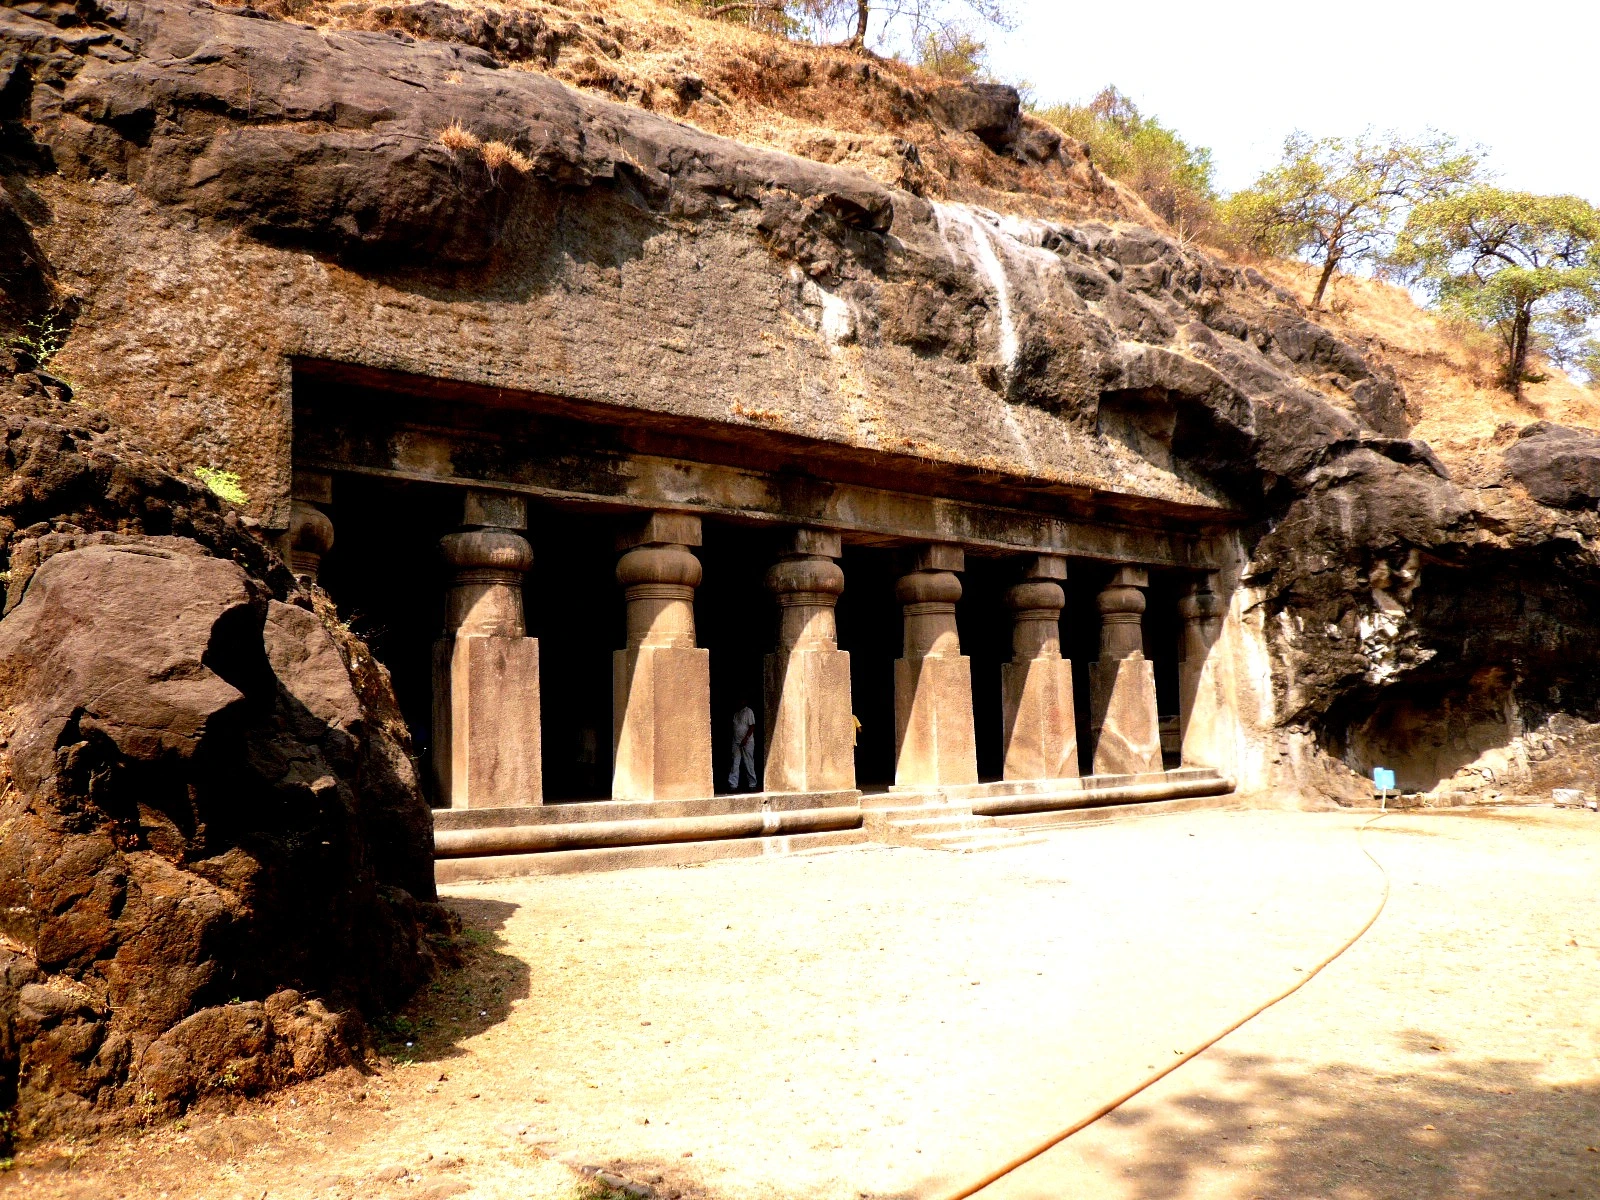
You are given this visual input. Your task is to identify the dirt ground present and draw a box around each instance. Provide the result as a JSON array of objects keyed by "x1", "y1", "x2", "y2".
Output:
[{"x1": 6, "y1": 806, "x2": 1599, "y2": 1200}]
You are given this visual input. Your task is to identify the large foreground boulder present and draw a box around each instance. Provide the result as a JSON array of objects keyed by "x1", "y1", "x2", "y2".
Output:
[{"x1": 0, "y1": 405, "x2": 446, "y2": 1145}]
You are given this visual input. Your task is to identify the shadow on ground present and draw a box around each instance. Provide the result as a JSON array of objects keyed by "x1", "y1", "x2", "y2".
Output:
[
  {"x1": 377, "y1": 896, "x2": 531, "y2": 1064},
  {"x1": 965, "y1": 1042, "x2": 1600, "y2": 1200}
]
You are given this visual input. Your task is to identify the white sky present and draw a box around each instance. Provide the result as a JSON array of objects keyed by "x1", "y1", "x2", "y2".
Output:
[{"x1": 979, "y1": 0, "x2": 1600, "y2": 200}]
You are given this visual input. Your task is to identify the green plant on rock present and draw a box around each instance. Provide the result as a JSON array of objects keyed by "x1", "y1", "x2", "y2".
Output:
[
  {"x1": 1393, "y1": 187, "x2": 1600, "y2": 400},
  {"x1": 1222, "y1": 129, "x2": 1480, "y2": 309},
  {"x1": 195, "y1": 466, "x2": 249, "y2": 506},
  {"x1": 5, "y1": 310, "x2": 70, "y2": 374}
]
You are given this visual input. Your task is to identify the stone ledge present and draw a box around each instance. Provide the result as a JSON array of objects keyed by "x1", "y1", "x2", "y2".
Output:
[{"x1": 433, "y1": 789, "x2": 862, "y2": 830}]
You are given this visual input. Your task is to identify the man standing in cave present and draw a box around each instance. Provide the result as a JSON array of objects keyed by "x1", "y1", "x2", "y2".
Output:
[{"x1": 728, "y1": 703, "x2": 759, "y2": 792}]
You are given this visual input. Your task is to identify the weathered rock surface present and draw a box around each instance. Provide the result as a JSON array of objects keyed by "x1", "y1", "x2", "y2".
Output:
[
  {"x1": 0, "y1": 398, "x2": 445, "y2": 1144},
  {"x1": 1503, "y1": 422, "x2": 1600, "y2": 509},
  {"x1": 0, "y1": 1, "x2": 1596, "y2": 1104}
]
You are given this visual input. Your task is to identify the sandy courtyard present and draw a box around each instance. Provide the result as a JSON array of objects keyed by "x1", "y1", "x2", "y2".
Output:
[{"x1": 6, "y1": 806, "x2": 1599, "y2": 1200}]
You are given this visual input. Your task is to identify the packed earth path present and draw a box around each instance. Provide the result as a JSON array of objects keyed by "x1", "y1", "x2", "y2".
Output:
[{"x1": 8, "y1": 806, "x2": 1599, "y2": 1200}]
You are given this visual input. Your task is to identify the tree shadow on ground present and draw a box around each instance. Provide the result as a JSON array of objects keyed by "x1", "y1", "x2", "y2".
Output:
[
  {"x1": 376, "y1": 895, "x2": 531, "y2": 1064},
  {"x1": 999, "y1": 1040, "x2": 1600, "y2": 1200}
]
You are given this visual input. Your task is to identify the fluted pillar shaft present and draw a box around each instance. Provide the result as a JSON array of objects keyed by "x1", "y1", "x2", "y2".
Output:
[
  {"x1": 432, "y1": 490, "x2": 541, "y2": 809},
  {"x1": 763, "y1": 529, "x2": 854, "y2": 794},
  {"x1": 1178, "y1": 574, "x2": 1225, "y2": 768},
  {"x1": 1089, "y1": 565, "x2": 1164, "y2": 776},
  {"x1": 612, "y1": 512, "x2": 713, "y2": 801},
  {"x1": 893, "y1": 544, "x2": 978, "y2": 789},
  {"x1": 1001, "y1": 554, "x2": 1079, "y2": 781}
]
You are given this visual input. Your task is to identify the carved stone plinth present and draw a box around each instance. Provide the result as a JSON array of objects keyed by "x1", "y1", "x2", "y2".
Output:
[
  {"x1": 612, "y1": 513, "x2": 713, "y2": 802},
  {"x1": 894, "y1": 545, "x2": 978, "y2": 788},
  {"x1": 1089, "y1": 565, "x2": 1163, "y2": 776},
  {"x1": 763, "y1": 529, "x2": 854, "y2": 794},
  {"x1": 1178, "y1": 574, "x2": 1226, "y2": 769},
  {"x1": 432, "y1": 493, "x2": 541, "y2": 808},
  {"x1": 1001, "y1": 555, "x2": 1079, "y2": 781}
]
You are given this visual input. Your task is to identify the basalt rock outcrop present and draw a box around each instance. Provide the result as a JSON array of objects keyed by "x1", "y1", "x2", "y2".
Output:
[
  {"x1": 0, "y1": 392, "x2": 447, "y2": 1145},
  {"x1": 1, "y1": 0, "x2": 1600, "y2": 1143},
  {"x1": 6, "y1": 0, "x2": 1597, "y2": 811}
]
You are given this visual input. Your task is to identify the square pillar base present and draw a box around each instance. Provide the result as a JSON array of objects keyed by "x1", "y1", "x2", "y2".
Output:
[
  {"x1": 613, "y1": 645, "x2": 714, "y2": 802},
  {"x1": 1179, "y1": 658, "x2": 1234, "y2": 771},
  {"x1": 1089, "y1": 655, "x2": 1163, "y2": 776},
  {"x1": 1001, "y1": 657, "x2": 1080, "y2": 781},
  {"x1": 763, "y1": 647, "x2": 855, "y2": 794},
  {"x1": 432, "y1": 634, "x2": 542, "y2": 809},
  {"x1": 894, "y1": 654, "x2": 979, "y2": 788}
]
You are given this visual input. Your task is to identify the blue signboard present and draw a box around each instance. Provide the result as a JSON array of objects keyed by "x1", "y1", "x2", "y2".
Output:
[{"x1": 1373, "y1": 767, "x2": 1396, "y2": 791}]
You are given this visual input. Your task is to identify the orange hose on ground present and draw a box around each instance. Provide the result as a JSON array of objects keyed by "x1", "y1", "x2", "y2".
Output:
[{"x1": 932, "y1": 812, "x2": 1394, "y2": 1200}]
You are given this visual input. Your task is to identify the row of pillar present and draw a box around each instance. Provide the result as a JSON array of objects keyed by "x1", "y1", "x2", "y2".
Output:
[{"x1": 290, "y1": 486, "x2": 1224, "y2": 810}]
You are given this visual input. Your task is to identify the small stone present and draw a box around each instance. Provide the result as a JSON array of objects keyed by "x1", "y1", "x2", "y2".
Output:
[
  {"x1": 597, "y1": 1171, "x2": 628, "y2": 1188},
  {"x1": 372, "y1": 1164, "x2": 407, "y2": 1183}
]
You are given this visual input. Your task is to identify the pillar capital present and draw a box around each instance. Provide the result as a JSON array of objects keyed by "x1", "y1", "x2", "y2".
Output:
[
  {"x1": 909, "y1": 543, "x2": 964, "y2": 574},
  {"x1": 441, "y1": 526, "x2": 532, "y2": 637},
  {"x1": 616, "y1": 511, "x2": 702, "y2": 552},
  {"x1": 1178, "y1": 574, "x2": 1223, "y2": 623},
  {"x1": 286, "y1": 499, "x2": 334, "y2": 582},
  {"x1": 462, "y1": 489, "x2": 527, "y2": 531}
]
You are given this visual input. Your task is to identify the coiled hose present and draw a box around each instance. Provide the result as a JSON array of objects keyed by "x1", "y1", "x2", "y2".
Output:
[{"x1": 933, "y1": 812, "x2": 1394, "y2": 1200}]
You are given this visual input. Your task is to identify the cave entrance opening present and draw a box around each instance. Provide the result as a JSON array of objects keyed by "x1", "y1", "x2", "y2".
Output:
[
  {"x1": 696, "y1": 520, "x2": 773, "y2": 795},
  {"x1": 1063, "y1": 563, "x2": 1102, "y2": 769},
  {"x1": 1144, "y1": 567, "x2": 1186, "y2": 770},
  {"x1": 959, "y1": 553, "x2": 1015, "y2": 783},
  {"x1": 317, "y1": 472, "x2": 457, "y2": 800},
  {"x1": 836, "y1": 544, "x2": 901, "y2": 792},
  {"x1": 526, "y1": 504, "x2": 621, "y2": 803}
]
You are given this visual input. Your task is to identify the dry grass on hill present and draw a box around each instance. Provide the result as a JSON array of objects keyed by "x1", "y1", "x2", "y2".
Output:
[
  {"x1": 1251, "y1": 259, "x2": 1600, "y2": 467},
  {"x1": 261, "y1": 0, "x2": 1151, "y2": 222}
]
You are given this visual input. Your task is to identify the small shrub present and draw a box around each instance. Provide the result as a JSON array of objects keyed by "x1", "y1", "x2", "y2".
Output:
[
  {"x1": 437, "y1": 120, "x2": 482, "y2": 153},
  {"x1": 1035, "y1": 87, "x2": 1217, "y2": 241},
  {"x1": 5, "y1": 310, "x2": 71, "y2": 373},
  {"x1": 481, "y1": 140, "x2": 534, "y2": 175},
  {"x1": 196, "y1": 466, "x2": 249, "y2": 506},
  {"x1": 915, "y1": 23, "x2": 987, "y2": 80}
]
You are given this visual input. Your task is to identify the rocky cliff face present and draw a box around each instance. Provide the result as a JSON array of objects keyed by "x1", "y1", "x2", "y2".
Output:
[{"x1": 3, "y1": 0, "x2": 1600, "y2": 1133}]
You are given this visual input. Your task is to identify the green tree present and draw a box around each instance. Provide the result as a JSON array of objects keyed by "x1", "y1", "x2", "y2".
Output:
[
  {"x1": 1223, "y1": 131, "x2": 1479, "y2": 309},
  {"x1": 914, "y1": 22, "x2": 987, "y2": 78},
  {"x1": 1035, "y1": 87, "x2": 1217, "y2": 240},
  {"x1": 1393, "y1": 187, "x2": 1600, "y2": 400}
]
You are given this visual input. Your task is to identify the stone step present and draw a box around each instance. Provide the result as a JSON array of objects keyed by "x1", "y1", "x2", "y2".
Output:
[
  {"x1": 435, "y1": 827, "x2": 870, "y2": 883},
  {"x1": 992, "y1": 791, "x2": 1245, "y2": 831},
  {"x1": 907, "y1": 828, "x2": 1048, "y2": 853}
]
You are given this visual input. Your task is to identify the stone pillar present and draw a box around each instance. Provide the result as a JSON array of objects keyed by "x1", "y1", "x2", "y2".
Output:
[
  {"x1": 1089, "y1": 565, "x2": 1164, "y2": 776},
  {"x1": 431, "y1": 490, "x2": 541, "y2": 809},
  {"x1": 1178, "y1": 573, "x2": 1225, "y2": 767},
  {"x1": 612, "y1": 512, "x2": 713, "y2": 802},
  {"x1": 763, "y1": 529, "x2": 854, "y2": 794},
  {"x1": 1001, "y1": 554, "x2": 1079, "y2": 782},
  {"x1": 894, "y1": 544, "x2": 978, "y2": 788},
  {"x1": 287, "y1": 470, "x2": 334, "y2": 582}
]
